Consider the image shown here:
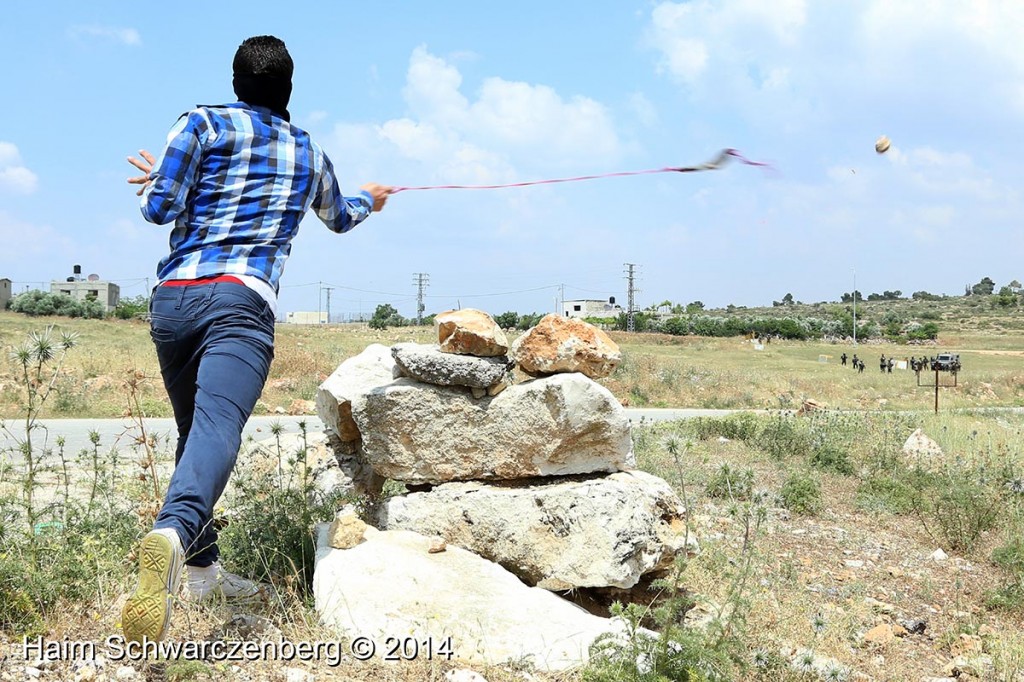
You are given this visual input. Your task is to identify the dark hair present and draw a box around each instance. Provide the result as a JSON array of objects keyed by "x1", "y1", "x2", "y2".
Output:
[
  {"x1": 232, "y1": 36, "x2": 293, "y2": 119},
  {"x1": 233, "y1": 35, "x2": 293, "y2": 78}
]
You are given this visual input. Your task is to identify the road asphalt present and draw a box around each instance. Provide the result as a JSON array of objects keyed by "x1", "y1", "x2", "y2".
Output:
[{"x1": 0, "y1": 408, "x2": 736, "y2": 464}]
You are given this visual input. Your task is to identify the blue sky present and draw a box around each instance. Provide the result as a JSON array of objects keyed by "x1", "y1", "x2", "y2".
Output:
[{"x1": 1, "y1": 1, "x2": 1021, "y2": 319}]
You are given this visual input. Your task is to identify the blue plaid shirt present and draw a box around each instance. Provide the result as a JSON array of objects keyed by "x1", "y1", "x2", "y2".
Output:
[{"x1": 141, "y1": 103, "x2": 373, "y2": 291}]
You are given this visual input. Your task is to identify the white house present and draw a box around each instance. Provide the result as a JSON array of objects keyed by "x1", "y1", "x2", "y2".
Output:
[{"x1": 561, "y1": 298, "x2": 622, "y2": 319}]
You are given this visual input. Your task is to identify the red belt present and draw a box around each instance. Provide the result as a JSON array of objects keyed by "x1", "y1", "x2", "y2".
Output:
[{"x1": 160, "y1": 275, "x2": 244, "y2": 287}]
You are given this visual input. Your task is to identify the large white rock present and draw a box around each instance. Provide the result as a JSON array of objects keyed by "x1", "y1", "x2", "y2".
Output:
[
  {"x1": 392, "y1": 342, "x2": 512, "y2": 389},
  {"x1": 313, "y1": 525, "x2": 621, "y2": 671},
  {"x1": 376, "y1": 470, "x2": 696, "y2": 589},
  {"x1": 902, "y1": 428, "x2": 944, "y2": 470},
  {"x1": 354, "y1": 373, "x2": 634, "y2": 483},
  {"x1": 315, "y1": 344, "x2": 397, "y2": 442}
]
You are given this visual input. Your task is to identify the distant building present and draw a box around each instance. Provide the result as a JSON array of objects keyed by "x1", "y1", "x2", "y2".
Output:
[
  {"x1": 0, "y1": 278, "x2": 11, "y2": 310},
  {"x1": 286, "y1": 311, "x2": 328, "y2": 325},
  {"x1": 50, "y1": 266, "x2": 120, "y2": 313},
  {"x1": 562, "y1": 298, "x2": 622, "y2": 319}
]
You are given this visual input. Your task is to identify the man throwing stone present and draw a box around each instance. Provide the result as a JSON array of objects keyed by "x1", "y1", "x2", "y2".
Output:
[{"x1": 122, "y1": 35, "x2": 391, "y2": 643}]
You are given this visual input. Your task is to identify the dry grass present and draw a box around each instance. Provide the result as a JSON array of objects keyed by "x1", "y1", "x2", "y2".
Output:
[
  {"x1": 3, "y1": 310, "x2": 1024, "y2": 419},
  {"x1": 635, "y1": 412, "x2": 1024, "y2": 681}
]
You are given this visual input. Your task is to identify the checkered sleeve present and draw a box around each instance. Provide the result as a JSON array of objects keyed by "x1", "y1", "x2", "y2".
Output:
[
  {"x1": 140, "y1": 111, "x2": 208, "y2": 225},
  {"x1": 310, "y1": 152, "x2": 373, "y2": 234}
]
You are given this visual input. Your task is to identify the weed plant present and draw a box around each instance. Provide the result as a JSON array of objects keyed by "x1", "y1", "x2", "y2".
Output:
[
  {"x1": 0, "y1": 327, "x2": 141, "y2": 634},
  {"x1": 218, "y1": 421, "x2": 354, "y2": 600}
]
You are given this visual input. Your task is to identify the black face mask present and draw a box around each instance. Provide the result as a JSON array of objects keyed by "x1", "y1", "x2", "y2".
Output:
[{"x1": 233, "y1": 73, "x2": 292, "y2": 121}]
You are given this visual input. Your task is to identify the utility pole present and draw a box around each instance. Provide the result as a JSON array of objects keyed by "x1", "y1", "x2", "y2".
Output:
[
  {"x1": 413, "y1": 273, "x2": 429, "y2": 325},
  {"x1": 852, "y1": 269, "x2": 857, "y2": 346},
  {"x1": 624, "y1": 263, "x2": 640, "y2": 332},
  {"x1": 322, "y1": 286, "x2": 335, "y2": 324}
]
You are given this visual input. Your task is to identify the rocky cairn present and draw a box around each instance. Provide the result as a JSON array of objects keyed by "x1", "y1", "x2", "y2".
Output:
[{"x1": 313, "y1": 310, "x2": 696, "y2": 670}]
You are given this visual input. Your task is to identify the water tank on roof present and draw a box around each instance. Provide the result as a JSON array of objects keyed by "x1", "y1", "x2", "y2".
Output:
[
  {"x1": 609, "y1": 296, "x2": 616, "y2": 305},
  {"x1": 87, "y1": 274, "x2": 99, "y2": 282}
]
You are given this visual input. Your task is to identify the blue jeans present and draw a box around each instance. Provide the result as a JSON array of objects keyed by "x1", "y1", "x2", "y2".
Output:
[{"x1": 149, "y1": 282, "x2": 275, "y2": 567}]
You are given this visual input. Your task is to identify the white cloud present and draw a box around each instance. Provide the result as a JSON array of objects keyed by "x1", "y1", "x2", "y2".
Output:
[
  {"x1": 0, "y1": 142, "x2": 38, "y2": 194},
  {"x1": 648, "y1": 0, "x2": 807, "y2": 83},
  {"x1": 68, "y1": 24, "x2": 142, "y2": 46},
  {"x1": 327, "y1": 46, "x2": 623, "y2": 187}
]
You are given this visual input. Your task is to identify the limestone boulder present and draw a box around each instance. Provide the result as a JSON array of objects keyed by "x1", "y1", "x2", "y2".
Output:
[
  {"x1": 315, "y1": 344, "x2": 396, "y2": 442},
  {"x1": 511, "y1": 314, "x2": 621, "y2": 379},
  {"x1": 392, "y1": 343, "x2": 512, "y2": 389},
  {"x1": 313, "y1": 525, "x2": 623, "y2": 671},
  {"x1": 376, "y1": 470, "x2": 696, "y2": 589},
  {"x1": 436, "y1": 309, "x2": 509, "y2": 357},
  {"x1": 354, "y1": 373, "x2": 634, "y2": 483},
  {"x1": 902, "y1": 428, "x2": 944, "y2": 470}
]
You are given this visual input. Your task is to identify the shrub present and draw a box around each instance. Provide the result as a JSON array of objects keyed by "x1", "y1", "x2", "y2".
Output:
[
  {"x1": 780, "y1": 471, "x2": 822, "y2": 515},
  {"x1": 920, "y1": 476, "x2": 1001, "y2": 553},
  {"x1": 10, "y1": 291, "x2": 105, "y2": 319},
  {"x1": 367, "y1": 303, "x2": 406, "y2": 330},
  {"x1": 112, "y1": 294, "x2": 149, "y2": 320},
  {"x1": 690, "y1": 414, "x2": 761, "y2": 442},
  {"x1": 987, "y1": 538, "x2": 1024, "y2": 610},
  {"x1": 218, "y1": 424, "x2": 356, "y2": 593},
  {"x1": 757, "y1": 415, "x2": 812, "y2": 460},
  {"x1": 494, "y1": 311, "x2": 519, "y2": 329},
  {"x1": 705, "y1": 464, "x2": 755, "y2": 500}
]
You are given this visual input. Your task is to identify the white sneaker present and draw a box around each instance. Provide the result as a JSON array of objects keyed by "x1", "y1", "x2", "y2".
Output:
[{"x1": 185, "y1": 562, "x2": 265, "y2": 602}]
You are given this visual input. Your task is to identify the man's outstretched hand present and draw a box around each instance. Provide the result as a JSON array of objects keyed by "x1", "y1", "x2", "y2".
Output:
[
  {"x1": 360, "y1": 183, "x2": 393, "y2": 212},
  {"x1": 127, "y1": 150, "x2": 155, "y2": 196}
]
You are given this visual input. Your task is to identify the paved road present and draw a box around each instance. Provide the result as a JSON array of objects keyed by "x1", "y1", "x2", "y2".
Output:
[{"x1": 0, "y1": 409, "x2": 731, "y2": 463}]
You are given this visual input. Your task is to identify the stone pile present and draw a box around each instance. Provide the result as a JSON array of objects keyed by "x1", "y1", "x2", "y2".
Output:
[{"x1": 312, "y1": 310, "x2": 696, "y2": 670}]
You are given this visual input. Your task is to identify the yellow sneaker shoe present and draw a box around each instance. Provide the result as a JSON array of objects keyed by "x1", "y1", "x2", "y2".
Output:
[{"x1": 121, "y1": 528, "x2": 184, "y2": 643}]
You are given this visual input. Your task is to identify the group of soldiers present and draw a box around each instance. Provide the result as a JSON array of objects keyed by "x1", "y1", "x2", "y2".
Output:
[
  {"x1": 840, "y1": 353, "x2": 947, "y2": 374},
  {"x1": 840, "y1": 352, "x2": 868, "y2": 373}
]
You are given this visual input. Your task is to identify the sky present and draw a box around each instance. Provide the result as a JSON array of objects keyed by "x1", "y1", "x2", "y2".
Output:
[{"x1": 1, "y1": 1, "x2": 1022, "y2": 320}]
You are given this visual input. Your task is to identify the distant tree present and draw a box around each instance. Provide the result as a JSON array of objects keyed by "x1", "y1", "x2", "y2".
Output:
[
  {"x1": 912, "y1": 291, "x2": 942, "y2": 301},
  {"x1": 840, "y1": 291, "x2": 863, "y2": 303},
  {"x1": 494, "y1": 311, "x2": 519, "y2": 329},
  {"x1": 685, "y1": 301, "x2": 705, "y2": 314},
  {"x1": 867, "y1": 293, "x2": 883, "y2": 301},
  {"x1": 112, "y1": 294, "x2": 149, "y2": 320},
  {"x1": 906, "y1": 322, "x2": 940, "y2": 341},
  {"x1": 10, "y1": 291, "x2": 104, "y2": 319},
  {"x1": 994, "y1": 286, "x2": 1019, "y2": 308},
  {"x1": 614, "y1": 311, "x2": 656, "y2": 332},
  {"x1": 516, "y1": 313, "x2": 544, "y2": 330},
  {"x1": 1009, "y1": 280, "x2": 1023, "y2": 294},
  {"x1": 368, "y1": 303, "x2": 406, "y2": 330},
  {"x1": 883, "y1": 290, "x2": 902, "y2": 300},
  {"x1": 971, "y1": 277, "x2": 996, "y2": 296},
  {"x1": 662, "y1": 317, "x2": 688, "y2": 336}
]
